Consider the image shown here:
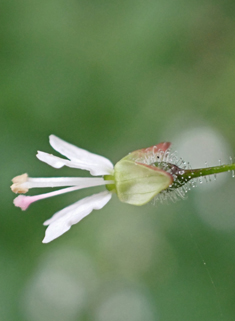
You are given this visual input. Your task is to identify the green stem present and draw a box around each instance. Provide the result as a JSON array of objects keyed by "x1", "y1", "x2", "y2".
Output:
[
  {"x1": 174, "y1": 163, "x2": 235, "y2": 189},
  {"x1": 184, "y1": 164, "x2": 235, "y2": 179},
  {"x1": 153, "y1": 162, "x2": 235, "y2": 189}
]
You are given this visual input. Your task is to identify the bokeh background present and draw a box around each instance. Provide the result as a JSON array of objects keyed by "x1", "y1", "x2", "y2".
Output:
[{"x1": 1, "y1": 0, "x2": 235, "y2": 320}]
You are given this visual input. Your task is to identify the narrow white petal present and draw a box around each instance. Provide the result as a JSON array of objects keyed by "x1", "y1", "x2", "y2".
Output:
[
  {"x1": 43, "y1": 190, "x2": 112, "y2": 226},
  {"x1": 36, "y1": 151, "x2": 73, "y2": 169},
  {"x1": 48, "y1": 135, "x2": 114, "y2": 175},
  {"x1": 42, "y1": 191, "x2": 112, "y2": 243},
  {"x1": 37, "y1": 151, "x2": 113, "y2": 175}
]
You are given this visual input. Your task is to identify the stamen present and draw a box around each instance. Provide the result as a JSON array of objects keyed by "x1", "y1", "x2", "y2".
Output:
[
  {"x1": 11, "y1": 175, "x2": 112, "y2": 194},
  {"x1": 23, "y1": 177, "x2": 109, "y2": 189},
  {"x1": 13, "y1": 180, "x2": 114, "y2": 210},
  {"x1": 14, "y1": 195, "x2": 37, "y2": 211},
  {"x1": 11, "y1": 173, "x2": 29, "y2": 193}
]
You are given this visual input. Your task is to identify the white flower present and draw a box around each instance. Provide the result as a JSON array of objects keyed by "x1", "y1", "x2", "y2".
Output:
[
  {"x1": 12, "y1": 135, "x2": 235, "y2": 244},
  {"x1": 11, "y1": 135, "x2": 114, "y2": 243}
]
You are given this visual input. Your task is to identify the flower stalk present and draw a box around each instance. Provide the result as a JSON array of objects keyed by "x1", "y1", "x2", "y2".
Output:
[{"x1": 153, "y1": 161, "x2": 235, "y2": 189}]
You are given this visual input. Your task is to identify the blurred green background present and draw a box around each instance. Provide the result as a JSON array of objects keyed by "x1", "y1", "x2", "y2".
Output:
[{"x1": 2, "y1": 0, "x2": 235, "y2": 320}]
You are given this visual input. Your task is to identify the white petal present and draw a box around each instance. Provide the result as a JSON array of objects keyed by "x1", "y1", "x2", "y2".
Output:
[
  {"x1": 47, "y1": 135, "x2": 114, "y2": 175},
  {"x1": 37, "y1": 151, "x2": 112, "y2": 176},
  {"x1": 36, "y1": 151, "x2": 74, "y2": 169},
  {"x1": 42, "y1": 191, "x2": 112, "y2": 243}
]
